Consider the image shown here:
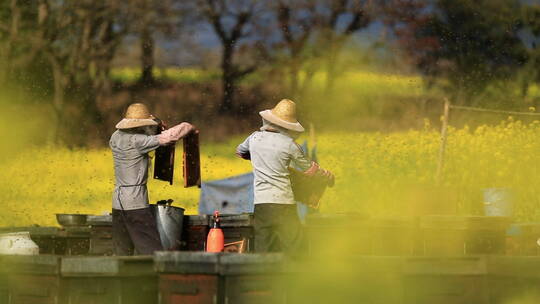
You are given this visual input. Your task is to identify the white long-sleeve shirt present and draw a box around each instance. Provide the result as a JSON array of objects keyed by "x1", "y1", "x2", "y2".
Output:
[{"x1": 236, "y1": 128, "x2": 312, "y2": 205}]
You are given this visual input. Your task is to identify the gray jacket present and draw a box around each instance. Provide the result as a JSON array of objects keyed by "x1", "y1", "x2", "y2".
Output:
[{"x1": 110, "y1": 130, "x2": 160, "y2": 210}]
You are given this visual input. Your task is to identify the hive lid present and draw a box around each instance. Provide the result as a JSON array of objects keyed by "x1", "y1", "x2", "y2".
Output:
[
  {"x1": 305, "y1": 213, "x2": 370, "y2": 226},
  {"x1": 184, "y1": 215, "x2": 210, "y2": 226},
  {"x1": 0, "y1": 226, "x2": 60, "y2": 236},
  {"x1": 217, "y1": 214, "x2": 254, "y2": 227},
  {"x1": 61, "y1": 256, "x2": 154, "y2": 277},
  {"x1": 219, "y1": 253, "x2": 284, "y2": 275},
  {"x1": 420, "y1": 215, "x2": 511, "y2": 230},
  {"x1": 154, "y1": 251, "x2": 220, "y2": 274},
  {"x1": 403, "y1": 256, "x2": 487, "y2": 275},
  {"x1": 0, "y1": 255, "x2": 61, "y2": 275},
  {"x1": 367, "y1": 217, "x2": 419, "y2": 228},
  {"x1": 488, "y1": 256, "x2": 540, "y2": 278}
]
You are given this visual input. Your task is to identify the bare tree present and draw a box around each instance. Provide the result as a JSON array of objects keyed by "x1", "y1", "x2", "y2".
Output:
[
  {"x1": 316, "y1": 0, "x2": 372, "y2": 93},
  {"x1": 197, "y1": 0, "x2": 263, "y2": 113},
  {"x1": 127, "y1": 0, "x2": 176, "y2": 85},
  {"x1": 275, "y1": 0, "x2": 319, "y2": 99},
  {"x1": 0, "y1": 0, "x2": 130, "y2": 144}
]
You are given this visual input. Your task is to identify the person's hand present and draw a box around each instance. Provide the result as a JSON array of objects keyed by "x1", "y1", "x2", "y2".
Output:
[
  {"x1": 319, "y1": 169, "x2": 335, "y2": 187},
  {"x1": 152, "y1": 117, "x2": 168, "y2": 131},
  {"x1": 159, "y1": 120, "x2": 169, "y2": 131}
]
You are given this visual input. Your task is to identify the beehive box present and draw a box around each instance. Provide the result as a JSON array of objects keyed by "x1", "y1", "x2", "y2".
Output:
[
  {"x1": 154, "y1": 252, "x2": 285, "y2": 304},
  {"x1": 403, "y1": 256, "x2": 489, "y2": 304},
  {"x1": 286, "y1": 256, "x2": 404, "y2": 304},
  {"x1": 488, "y1": 256, "x2": 540, "y2": 304},
  {"x1": 369, "y1": 217, "x2": 421, "y2": 256},
  {"x1": 506, "y1": 223, "x2": 540, "y2": 256},
  {"x1": 60, "y1": 256, "x2": 157, "y2": 304},
  {"x1": 88, "y1": 215, "x2": 114, "y2": 256},
  {"x1": 304, "y1": 213, "x2": 371, "y2": 255},
  {"x1": 420, "y1": 216, "x2": 510, "y2": 255},
  {"x1": 0, "y1": 255, "x2": 62, "y2": 304}
]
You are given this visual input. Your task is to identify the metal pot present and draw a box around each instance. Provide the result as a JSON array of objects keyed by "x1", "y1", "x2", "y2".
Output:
[{"x1": 56, "y1": 214, "x2": 88, "y2": 227}]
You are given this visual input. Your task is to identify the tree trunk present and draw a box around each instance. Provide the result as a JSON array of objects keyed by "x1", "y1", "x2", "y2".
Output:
[
  {"x1": 46, "y1": 53, "x2": 65, "y2": 143},
  {"x1": 140, "y1": 28, "x2": 155, "y2": 84},
  {"x1": 220, "y1": 44, "x2": 235, "y2": 113},
  {"x1": 290, "y1": 61, "x2": 300, "y2": 99},
  {"x1": 0, "y1": 0, "x2": 21, "y2": 82},
  {"x1": 324, "y1": 43, "x2": 340, "y2": 95}
]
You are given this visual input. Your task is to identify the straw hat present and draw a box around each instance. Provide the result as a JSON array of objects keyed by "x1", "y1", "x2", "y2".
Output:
[
  {"x1": 115, "y1": 103, "x2": 158, "y2": 129},
  {"x1": 259, "y1": 99, "x2": 304, "y2": 132}
]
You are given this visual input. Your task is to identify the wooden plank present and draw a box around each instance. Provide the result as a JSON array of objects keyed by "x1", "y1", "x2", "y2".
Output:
[
  {"x1": 154, "y1": 144, "x2": 175, "y2": 185},
  {"x1": 183, "y1": 132, "x2": 201, "y2": 188}
]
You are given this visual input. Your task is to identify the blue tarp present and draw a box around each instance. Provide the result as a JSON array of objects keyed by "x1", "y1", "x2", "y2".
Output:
[{"x1": 199, "y1": 173, "x2": 255, "y2": 215}]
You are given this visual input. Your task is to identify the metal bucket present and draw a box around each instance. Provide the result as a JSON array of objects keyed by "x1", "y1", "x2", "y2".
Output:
[{"x1": 152, "y1": 201, "x2": 185, "y2": 250}]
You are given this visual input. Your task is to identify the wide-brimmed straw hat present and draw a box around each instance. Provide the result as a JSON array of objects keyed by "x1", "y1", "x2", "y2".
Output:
[
  {"x1": 115, "y1": 103, "x2": 158, "y2": 129},
  {"x1": 259, "y1": 99, "x2": 304, "y2": 132}
]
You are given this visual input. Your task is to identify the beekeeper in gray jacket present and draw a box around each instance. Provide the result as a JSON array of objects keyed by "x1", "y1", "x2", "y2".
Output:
[{"x1": 110, "y1": 103, "x2": 195, "y2": 255}]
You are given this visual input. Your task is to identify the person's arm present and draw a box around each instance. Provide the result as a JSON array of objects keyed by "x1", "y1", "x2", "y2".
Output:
[
  {"x1": 132, "y1": 134, "x2": 160, "y2": 154},
  {"x1": 236, "y1": 135, "x2": 251, "y2": 160},
  {"x1": 290, "y1": 142, "x2": 335, "y2": 185},
  {"x1": 157, "y1": 122, "x2": 196, "y2": 145}
]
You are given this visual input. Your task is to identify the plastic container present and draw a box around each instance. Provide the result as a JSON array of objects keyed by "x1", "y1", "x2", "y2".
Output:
[
  {"x1": 0, "y1": 232, "x2": 39, "y2": 255},
  {"x1": 0, "y1": 227, "x2": 59, "y2": 254},
  {"x1": 484, "y1": 188, "x2": 513, "y2": 217}
]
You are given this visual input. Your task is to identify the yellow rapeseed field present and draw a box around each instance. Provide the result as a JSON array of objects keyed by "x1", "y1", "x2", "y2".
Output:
[{"x1": 1, "y1": 118, "x2": 540, "y2": 227}]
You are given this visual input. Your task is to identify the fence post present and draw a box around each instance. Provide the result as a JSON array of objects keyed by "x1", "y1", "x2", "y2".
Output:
[{"x1": 436, "y1": 98, "x2": 451, "y2": 184}]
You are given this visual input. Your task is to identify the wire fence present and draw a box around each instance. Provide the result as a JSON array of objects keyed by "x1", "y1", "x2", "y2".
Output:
[
  {"x1": 449, "y1": 105, "x2": 540, "y2": 117},
  {"x1": 436, "y1": 99, "x2": 540, "y2": 184}
]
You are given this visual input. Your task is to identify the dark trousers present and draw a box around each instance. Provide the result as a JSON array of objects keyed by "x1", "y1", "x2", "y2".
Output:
[
  {"x1": 254, "y1": 203, "x2": 304, "y2": 254},
  {"x1": 112, "y1": 208, "x2": 163, "y2": 255}
]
